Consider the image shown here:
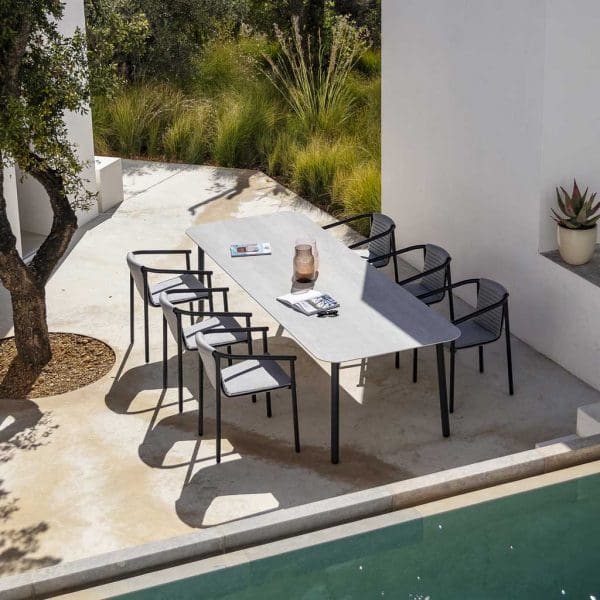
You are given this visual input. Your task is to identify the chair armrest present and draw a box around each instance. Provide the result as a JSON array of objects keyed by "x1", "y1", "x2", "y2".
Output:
[
  {"x1": 322, "y1": 213, "x2": 373, "y2": 230},
  {"x1": 216, "y1": 351, "x2": 296, "y2": 363},
  {"x1": 209, "y1": 326, "x2": 268, "y2": 335},
  {"x1": 452, "y1": 297, "x2": 507, "y2": 326},
  {"x1": 142, "y1": 267, "x2": 213, "y2": 276},
  {"x1": 348, "y1": 227, "x2": 394, "y2": 250},
  {"x1": 132, "y1": 249, "x2": 192, "y2": 256},
  {"x1": 398, "y1": 261, "x2": 448, "y2": 286}
]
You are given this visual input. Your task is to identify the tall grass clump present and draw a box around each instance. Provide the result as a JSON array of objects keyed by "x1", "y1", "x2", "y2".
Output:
[
  {"x1": 291, "y1": 136, "x2": 358, "y2": 206},
  {"x1": 264, "y1": 17, "x2": 368, "y2": 135},
  {"x1": 213, "y1": 86, "x2": 279, "y2": 168},
  {"x1": 99, "y1": 84, "x2": 187, "y2": 157},
  {"x1": 163, "y1": 102, "x2": 215, "y2": 164},
  {"x1": 333, "y1": 160, "x2": 381, "y2": 216}
]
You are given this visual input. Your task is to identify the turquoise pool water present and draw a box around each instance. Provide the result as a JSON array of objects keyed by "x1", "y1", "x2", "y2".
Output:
[{"x1": 117, "y1": 473, "x2": 600, "y2": 599}]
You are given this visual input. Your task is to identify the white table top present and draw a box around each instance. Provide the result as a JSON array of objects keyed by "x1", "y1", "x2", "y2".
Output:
[{"x1": 187, "y1": 212, "x2": 459, "y2": 364}]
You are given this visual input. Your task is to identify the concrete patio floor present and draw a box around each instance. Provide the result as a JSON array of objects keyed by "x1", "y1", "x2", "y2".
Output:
[{"x1": 1, "y1": 159, "x2": 600, "y2": 578}]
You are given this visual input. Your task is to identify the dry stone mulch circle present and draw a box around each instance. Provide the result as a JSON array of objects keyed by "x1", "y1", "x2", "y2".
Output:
[{"x1": 0, "y1": 333, "x2": 115, "y2": 399}]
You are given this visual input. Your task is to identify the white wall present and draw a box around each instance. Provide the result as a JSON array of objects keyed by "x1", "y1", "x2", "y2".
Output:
[
  {"x1": 2, "y1": 166, "x2": 22, "y2": 255},
  {"x1": 383, "y1": 0, "x2": 600, "y2": 390},
  {"x1": 15, "y1": 0, "x2": 98, "y2": 238}
]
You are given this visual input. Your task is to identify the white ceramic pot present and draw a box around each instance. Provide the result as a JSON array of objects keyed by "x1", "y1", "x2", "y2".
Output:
[{"x1": 557, "y1": 225, "x2": 597, "y2": 265}]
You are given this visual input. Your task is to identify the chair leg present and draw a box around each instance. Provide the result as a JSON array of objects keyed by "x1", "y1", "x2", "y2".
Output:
[
  {"x1": 143, "y1": 296, "x2": 149, "y2": 364},
  {"x1": 216, "y1": 387, "x2": 222, "y2": 463},
  {"x1": 162, "y1": 316, "x2": 168, "y2": 389},
  {"x1": 227, "y1": 345, "x2": 233, "y2": 367},
  {"x1": 198, "y1": 354, "x2": 204, "y2": 436},
  {"x1": 449, "y1": 346, "x2": 456, "y2": 413},
  {"x1": 412, "y1": 348, "x2": 418, "y2": 383},
  {"x1": 129, "y1": 275, "x2": 134, "y2": 344},
  {"x1": 505, "y1": 307, "x2": 515, "y2": 396},
  {"x1": 479, "y1": 346, "x2": 484, "y2": 373},
  {"x1": 266, "y1": 392, "x2": 272, "y2": 418},
  {"x1": 395, "y1": 352, "x2": 400, "y2": 370},
  {"x1": 291, "y1": 384, "x2": 300, "y2": 453},
  {"x1": 177, "y1": 336, "x2": 183, "y2": 414}
]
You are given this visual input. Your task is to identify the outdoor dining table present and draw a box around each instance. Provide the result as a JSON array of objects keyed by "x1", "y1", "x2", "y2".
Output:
[{"x1": 187, "y1": 212, "x2": 460, "y2": 464}]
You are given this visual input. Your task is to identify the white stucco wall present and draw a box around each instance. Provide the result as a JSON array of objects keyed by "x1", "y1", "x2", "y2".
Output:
[
  {"x1": 15, "y1": 0, "x2": 98, "y2": 238},
  {"x1": 382, "y1": 0, "x2": 600, "y2": 390},
  {"x1": 2, "y1": 166, "x2": 22, "y2": 255}
]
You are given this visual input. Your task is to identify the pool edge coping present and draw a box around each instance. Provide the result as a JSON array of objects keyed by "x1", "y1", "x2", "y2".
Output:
[{"x1": 3, "y1": 435, "x2": 600, "y2": 599}]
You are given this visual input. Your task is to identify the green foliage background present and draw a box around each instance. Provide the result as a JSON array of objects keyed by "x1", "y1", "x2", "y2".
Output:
[{"x1": 86, "y1": 0, "x2": 381, "y2": 217}]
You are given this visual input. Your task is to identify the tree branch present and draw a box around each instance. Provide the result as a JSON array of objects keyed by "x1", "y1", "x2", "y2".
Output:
[
  {"x1": 26, "y1": 152, "x2": 78, "y2": 286},
  {"x1": 0, "y1": 163, "x2": 37, "y2": 293}
]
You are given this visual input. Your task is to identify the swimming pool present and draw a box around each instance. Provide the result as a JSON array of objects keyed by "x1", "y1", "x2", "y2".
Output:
[{"x1": 114, "y1": 472, "x2": 600, "y2": 599}]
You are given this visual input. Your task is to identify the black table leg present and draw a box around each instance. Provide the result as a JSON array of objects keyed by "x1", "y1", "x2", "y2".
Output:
[
  {"x1": 436, "y1": 344, "x2": 450, "y2": 437},
  {"x1": 331, "y1": 362, "x2": 340, "y2": 464}
]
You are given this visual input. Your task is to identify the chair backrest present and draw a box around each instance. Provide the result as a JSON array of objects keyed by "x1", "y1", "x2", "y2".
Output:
[
  {"x1": 368, "y1": 213, "x2": 396, "y2": 267},
  {"x1": 475, "y1": 278, "x2": 507, "y2": 337},
  {"x1": 126, "y1": 252, "x2": 146, "y2": 298},
  {"x1": 195, "y1": 332, "x2": 218, "y2": 389},
  {"x1": 159, "y1": 293, "x2": 180, "y2": 341},
  {"x1": 422, "y1": 244, "x2": 450, "y2": 291}
]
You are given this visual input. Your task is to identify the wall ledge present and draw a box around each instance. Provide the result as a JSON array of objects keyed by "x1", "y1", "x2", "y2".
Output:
[{"x1": 541, "y1": 244, "x2": 600, "y2": 288}]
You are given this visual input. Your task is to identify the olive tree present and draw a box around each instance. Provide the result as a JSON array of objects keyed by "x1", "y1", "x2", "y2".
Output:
[{"x1": 0, "y1": 0, "x2": 91, "y2": 370}]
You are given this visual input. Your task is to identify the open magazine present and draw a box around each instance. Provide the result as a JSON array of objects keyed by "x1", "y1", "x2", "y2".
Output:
[{"x1": 277, "y1": 290, "x2": 339, "y2": 316}]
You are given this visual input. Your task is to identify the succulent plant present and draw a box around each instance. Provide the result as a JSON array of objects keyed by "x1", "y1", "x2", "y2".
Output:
[{"x1": 552, "y1": 180, "x2": 600, "y2": 229}]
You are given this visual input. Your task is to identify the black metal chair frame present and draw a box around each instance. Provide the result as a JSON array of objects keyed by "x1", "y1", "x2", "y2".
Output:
[
  {"x1": 420, "y1": 278, "x2": 514, "y2": 413},
  {"x1": 129, "y1": 248, "x2": 210, "y2": 364},
  {"x1": 323, "y1": 212, "x2": 399, "y2": 282},
  {"x1": 161, "y1": 287, "x2": 253, "y2": 414},
  {"x1": 201, "y1": 327, "x2": 300, "y2": 463},
  {"x1": 368, "y1": 244, "x2": 454, "y2": 381}
]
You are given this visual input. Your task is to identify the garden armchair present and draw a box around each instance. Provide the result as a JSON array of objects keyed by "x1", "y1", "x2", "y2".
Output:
[
  {"x1": 323, "y1": 212, "x2": 399, "y2": 281},
  {"x1": 127, "y1": 248, "x2": 213, "y2": 363},
  {"x1": 195, "y1": 328, "x2": 300, "y2": 463},
  {"x1": 369, "y1": 243, "x2": 453, "y2": 380},
  {"x1": 421, "y1": 278, "x2": 514, "y2": 413},
  {"x1": 159, "y1": 288, "x2": 253, "y2": 414}
]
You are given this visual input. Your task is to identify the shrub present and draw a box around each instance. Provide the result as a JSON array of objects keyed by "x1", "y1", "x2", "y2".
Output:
[
  {"x1": 193, "y1": 34, "x2": 274, "y2": 96},
  {"x1": 163, "y1": 102, "x2": 215, "y2": 164},
  {"x1": 355, "y1": 48, "x2": 381, "y2": 76},
  {"x1": 333, "y1": 160, "x2": 381, "y2": 217},
  {"x1": 264, "y1": 16, "x2": 368, "y2": 135},
  {"x1": 291, "y1": 136, "x2": 358, "y2": 206},
  {"x1": 213, "y1": 87, "x2": 279, "y2": 168}
]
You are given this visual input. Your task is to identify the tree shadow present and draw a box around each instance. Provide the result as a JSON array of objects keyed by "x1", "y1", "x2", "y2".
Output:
[
  {"x1": 0, "y1": 355, "x2": 42, "y2": 400},
  {"x1": 188, "y1": 169, "x2": 254, "y2": 216},
  {"x1": 0, "y1": 400, "x2": 61, "y2": 576}
]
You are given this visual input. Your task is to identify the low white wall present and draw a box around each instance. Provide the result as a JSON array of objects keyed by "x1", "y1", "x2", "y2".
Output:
[{"x1": 382, "y1": 0, "x2": 600, "y2": 390}]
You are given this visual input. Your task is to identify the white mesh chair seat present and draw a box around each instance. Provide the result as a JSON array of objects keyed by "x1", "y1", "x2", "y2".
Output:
[
  {"x1": 149, "y1": 273, "x2": 208, "y2": 307},
  {"x1": 221, "y1": 359, "x2": 292, "y2": 396},
  {"x1": 453, "y1": 321, "x2": 499, "y2": 349},
  {"x1": 403, "y1": 281, "x2": 444, "y2": 305},
  {"x1": 182, "y1": 316, "x2": 248, "y2": 351}
]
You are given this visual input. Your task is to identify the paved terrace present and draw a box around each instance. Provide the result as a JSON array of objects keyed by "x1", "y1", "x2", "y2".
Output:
[{"x1": 1, "y1": 160, "x2": 599, "y2": 577}]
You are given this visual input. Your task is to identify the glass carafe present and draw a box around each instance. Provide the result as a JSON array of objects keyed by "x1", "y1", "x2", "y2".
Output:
[{"x1": 293, "y1": 244, "x2": 316, "y2": 283}]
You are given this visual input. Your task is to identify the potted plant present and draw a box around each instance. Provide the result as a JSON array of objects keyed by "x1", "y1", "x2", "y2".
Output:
[{"x1": 552, "y1": 180, "x2": 599, "y2": 265}]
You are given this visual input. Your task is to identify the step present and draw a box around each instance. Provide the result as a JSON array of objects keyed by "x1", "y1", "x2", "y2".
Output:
[
  {"x1": 535, "y1": 434, "x2": 580, "y2": 449},
  {"x1": 577, "y1": 402, "x2": 600, "y2": 437}
]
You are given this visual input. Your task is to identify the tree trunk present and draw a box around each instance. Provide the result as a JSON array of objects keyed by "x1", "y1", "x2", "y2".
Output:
[{"x1": 10, "y1": 286, "x2": 51, "y2": 370}]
